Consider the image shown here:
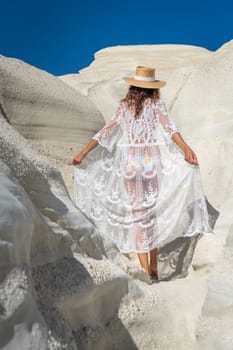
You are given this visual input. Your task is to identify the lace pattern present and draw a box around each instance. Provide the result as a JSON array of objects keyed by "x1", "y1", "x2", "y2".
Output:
[
  {"x1": 74, "y1": 99, "x2": 213, "y2": 253},
  {"x1": 92, "y1": 99, "x2": 179, "y2": 148}
]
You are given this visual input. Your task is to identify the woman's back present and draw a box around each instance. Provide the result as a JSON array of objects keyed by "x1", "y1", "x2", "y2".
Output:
[
  {"x1": 120, "y1": 98, "x2": 178, "y2": 145},
  {"x1": 93, "y1": 98, "x2": 179, "y2": 149}
]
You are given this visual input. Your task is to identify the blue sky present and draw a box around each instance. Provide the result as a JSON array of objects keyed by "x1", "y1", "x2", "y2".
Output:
[{"x1": 0, "y1": 0, "x2": 232, "y2": 75}]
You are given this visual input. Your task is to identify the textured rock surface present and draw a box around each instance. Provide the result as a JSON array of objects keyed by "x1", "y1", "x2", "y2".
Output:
[
  {"x1": 0, "y1": 55, "x2": 104, "y2": 147},
  {"x1": 0, "y1": 113, "x2": 104, "y2": 260},
  {"x1": 0, "y1": 115, "x2": 134, "y2": 349},
  {"x1": 0, "y1": 40, "x2": 232, "y2": 349},
  {"x1": 195, "y1": 224, "x2": 233, "y2": 349},
  {"x1": 0, "y1": 163, "x2": 47, "y2": 350},
  {"x1": 0, "y1": 59, "x2": 144, "y2": 349}
]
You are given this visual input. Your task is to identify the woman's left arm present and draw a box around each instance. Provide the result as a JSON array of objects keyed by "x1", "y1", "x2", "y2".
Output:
[
  {"x1": 156, "y1": 101, "x2": 198, "y2": 166},
  {"x1": 172, "y1": 132, "x2": 199, "y2": 165}
]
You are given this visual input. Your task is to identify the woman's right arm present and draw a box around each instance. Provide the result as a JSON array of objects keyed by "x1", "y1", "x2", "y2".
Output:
[
  {"x1": 72, "y1": 102, "x2": 123, "y2": 165},
  {"x1": 72, "y1": 139, "x2": 99, "y2": 165}
]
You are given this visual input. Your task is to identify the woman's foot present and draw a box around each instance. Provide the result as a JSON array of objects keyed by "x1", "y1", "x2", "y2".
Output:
[
  {"x1": 149, "y1": 264, "x2": 158, "y2": 275},
  {"x1": 137, "y1": 252, "x2": 150, "y2": 274},
  {"x1": 149, "y1": 248, "x2": 158, "y2": 277},
  {"x1": 149, "y1": 274, "x2": 159, "y2": 282},
  {"x1": 149, "y1": 263, "x2": 158, "y2": 281},
  {"x1": 149, "y1": 268, "x2": 159, "y2": 283}
]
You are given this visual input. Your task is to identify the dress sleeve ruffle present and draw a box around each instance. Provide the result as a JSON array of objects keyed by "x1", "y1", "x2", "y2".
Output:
[
  {"x1": 92, "y1": 103, "x2": 123, "y2": 152},
  {"x1": 155, "y1": 100, "x2": 179, "y2": 143}
]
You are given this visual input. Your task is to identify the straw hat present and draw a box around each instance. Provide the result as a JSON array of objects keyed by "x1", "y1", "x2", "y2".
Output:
[{"x1": 123, "y1": 66, "x2": 166, "y2": 89}]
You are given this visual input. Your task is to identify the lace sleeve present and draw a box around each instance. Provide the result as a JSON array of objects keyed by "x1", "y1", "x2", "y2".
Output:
[
  {"x1": 156, "y1": 100, "x2": 179, "y2": 138},
  {"x1": 92, "y1": 103, "x2": 123, "y2": 152}
]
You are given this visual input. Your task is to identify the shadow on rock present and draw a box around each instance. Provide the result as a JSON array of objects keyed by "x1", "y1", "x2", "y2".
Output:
[
  {"x1": 32, "y1": 256, "x2": 138, "y2": 350},
  {"x1": 158, "y1": 199, "x2": 220, "y2": 281}
]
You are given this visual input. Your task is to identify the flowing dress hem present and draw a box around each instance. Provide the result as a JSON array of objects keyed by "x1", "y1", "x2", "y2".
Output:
[{"x1": 110, "y1": 229, "x2": 214, "y2": 254}]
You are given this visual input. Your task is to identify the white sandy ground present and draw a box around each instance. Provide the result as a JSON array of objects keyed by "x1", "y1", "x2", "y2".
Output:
[{"x1": 0, "y1": 40, "x2": 233, "y2": 349}]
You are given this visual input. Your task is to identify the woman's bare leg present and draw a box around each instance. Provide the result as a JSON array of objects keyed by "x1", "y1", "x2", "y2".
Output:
[
  {"x1": 149, "y1": 248, "x2": 158, "y2": 275},
  {"x1": 137, "y1": 252, "x2": 150, "y2": 274}
]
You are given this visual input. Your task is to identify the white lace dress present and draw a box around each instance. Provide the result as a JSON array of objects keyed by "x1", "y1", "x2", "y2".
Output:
[{"x1": 74, "y1": 99, "x2": 213, "y2": 253}]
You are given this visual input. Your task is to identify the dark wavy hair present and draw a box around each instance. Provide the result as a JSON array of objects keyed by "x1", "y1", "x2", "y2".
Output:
[{"x1": 122, "y1": 85, "x2": 160, "y2": 118}]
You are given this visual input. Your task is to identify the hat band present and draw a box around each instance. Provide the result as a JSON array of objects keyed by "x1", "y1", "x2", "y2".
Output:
[{"x1": 134, "y1": 75, "x2": 156, "y2": 82}]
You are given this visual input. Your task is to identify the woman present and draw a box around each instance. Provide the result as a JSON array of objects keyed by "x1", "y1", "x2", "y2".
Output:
[{"x1": 72, "y1": 66, "x2": 212, "y2": 280}]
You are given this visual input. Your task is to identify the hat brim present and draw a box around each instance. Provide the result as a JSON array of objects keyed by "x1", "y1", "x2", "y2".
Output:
[{"x1": 123, "y1": 77, "x2": 166, "y2": 89}]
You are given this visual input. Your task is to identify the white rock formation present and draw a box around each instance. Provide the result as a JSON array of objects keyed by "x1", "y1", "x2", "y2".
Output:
[
  {"x1": 60, "y1": 44, "x2": 211, "y2": 118},
  {"x1": 0, "y1": 40, "x2": 232, "y2": 349},
  {"x1": 0, "y1": 55, "x2": 104, "y2": 145}
]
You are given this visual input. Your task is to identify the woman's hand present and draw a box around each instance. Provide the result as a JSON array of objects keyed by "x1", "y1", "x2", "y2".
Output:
[
  {"x1": 171, "y1": 133, "x2": 198, "y2": 165},
  {"x1": 72, "y1": 152, "x2": 85, "y2": 166},
  {"x1": 184, "y1": 147, "x2": 199, "y2": 165},
  {"x1": 72, "y1": 139, "x2": 99, "y2": 166}
]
